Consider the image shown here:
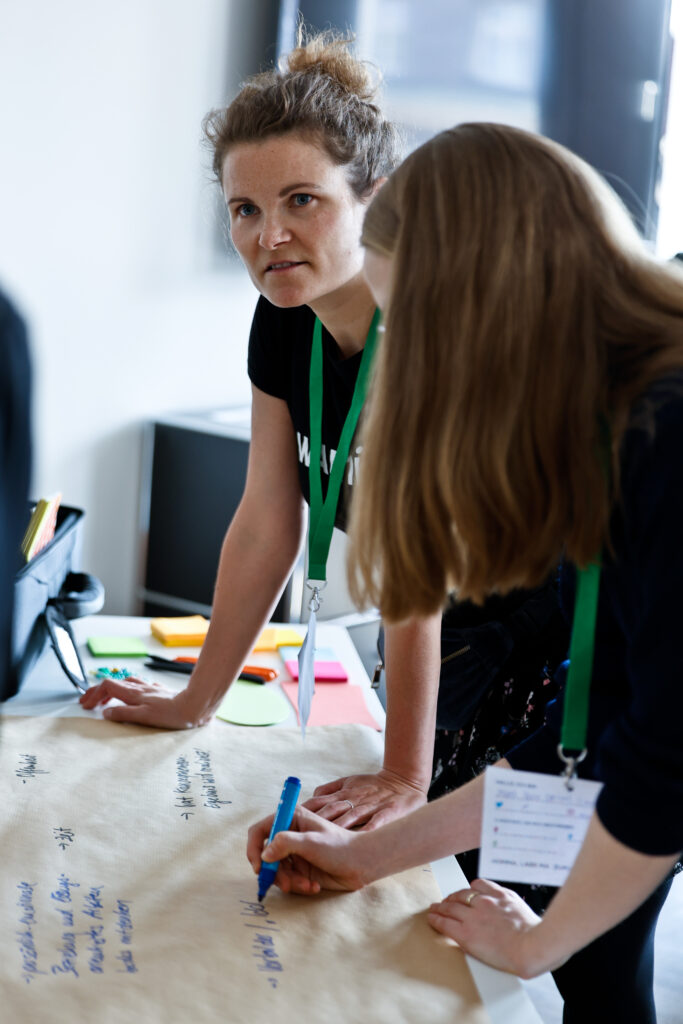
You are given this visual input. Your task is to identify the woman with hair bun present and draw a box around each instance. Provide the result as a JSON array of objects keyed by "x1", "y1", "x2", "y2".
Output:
[
  {"x1": 247, "y1": 123, "x2": 683, "y2": 1023},
  {"x1": 81, "y1": 35, "x2": 564, "y2": 839}
]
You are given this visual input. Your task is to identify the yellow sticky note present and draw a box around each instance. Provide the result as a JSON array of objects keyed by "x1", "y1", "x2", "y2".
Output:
[
  {"x1": 150, "y1": 615, "x2": 209, "y2": 646},
  {"x1": 253, "y1": 627, "x2": 278, "y2": 651},
  {"x1": 253, "y1": 627, "x2": 304, "y2": 652}
]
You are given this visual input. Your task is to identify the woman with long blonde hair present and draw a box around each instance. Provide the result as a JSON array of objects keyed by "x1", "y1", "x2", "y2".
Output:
[{"x1": 248, "y1": 123, "x2": 683, "y2": 1022}]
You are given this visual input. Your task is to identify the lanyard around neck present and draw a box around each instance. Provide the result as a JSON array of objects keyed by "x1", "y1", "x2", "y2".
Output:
[
  {"x1": 558, "y1": 558, "x2": 601, "y2": 780},
  {"x1": 307, "y1": 309, "x2": 381, "y2": 582},
  {"x1": 561, "y1": 425, "x2": 610, "y2": 765}
]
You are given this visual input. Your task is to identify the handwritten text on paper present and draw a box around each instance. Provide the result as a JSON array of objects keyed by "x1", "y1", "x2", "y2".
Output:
[{"x1": 15, "y1": 876, "x2": 138, "y2": 984}]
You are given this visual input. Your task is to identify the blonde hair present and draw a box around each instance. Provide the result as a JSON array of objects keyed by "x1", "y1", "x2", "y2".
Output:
[
  {"x1": 350, "y1": 123, "x2": 683, "y2": 620},
  {"x1": 203, "y1": 29, "x2": 400, "y2": 197}
]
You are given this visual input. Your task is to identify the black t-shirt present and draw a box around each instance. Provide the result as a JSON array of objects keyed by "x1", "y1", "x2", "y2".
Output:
[
  {"x1": 248, "y1": 295, "x2": 363, "y2": 532},
  {"x1": 509, "y1": 378, "x2": 683, "y2": 856}
]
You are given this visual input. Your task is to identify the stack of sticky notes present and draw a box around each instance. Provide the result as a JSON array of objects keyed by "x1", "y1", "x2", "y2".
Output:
[
  {"x1": 150, "y1": 615, "x2": 209, "y2": 646},
  {"x1": 279, "y1": 646, "x2": 348, "y2": 682},
  {"x1": 21, "y1": 493, "x2": 62, "y2": 562},
  {"x1": 253, "y1": 627, "x2": 304, "y2": 652},
  {"x1": 280, "y1": 680, "x2": 381, "y2": 730},
  {"x1": 87, "y1": 636, "x2": 148, "y2": 657}
]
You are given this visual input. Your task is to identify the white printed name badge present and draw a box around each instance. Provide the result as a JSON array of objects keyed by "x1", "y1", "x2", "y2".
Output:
[{"x1": 479, "y1": 765, "x2": 603, "y2": 888}]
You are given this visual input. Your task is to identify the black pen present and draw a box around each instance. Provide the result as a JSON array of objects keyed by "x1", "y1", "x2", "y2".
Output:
[
  {"x1": 237, "y1": 672, "x2": 267, "y2": 684},
  {"x1": 145, "y1": 655, "x2": 266, "y2": 684},
  {"x1": 144, "y1": 655, "x2": 194, "y2": 675}
]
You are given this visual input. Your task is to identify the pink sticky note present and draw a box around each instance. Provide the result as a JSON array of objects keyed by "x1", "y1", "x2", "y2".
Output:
[
  {"x1": 284, "y1": 659, "x2": 348, "y2": 682},
  {"x1": 280, "y1": 681, "x2": 381, "y2": 730}
]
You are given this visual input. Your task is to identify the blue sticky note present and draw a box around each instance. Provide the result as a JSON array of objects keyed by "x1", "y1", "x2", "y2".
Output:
[{"x1": 279, "y1": 645, "x2": 337, "y2": 661}]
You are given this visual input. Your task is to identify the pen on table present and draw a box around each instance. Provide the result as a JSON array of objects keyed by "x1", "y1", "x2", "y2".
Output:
[
  {"x1": 144, "y1": 656, "x2": 276, "y2": 684},
  {"x1": 144, "y1": 656, "x2": 194, "y2": 675},
  {"x1": 242, "y1": 665, "x2": 278, "y2": 681},
  {"x1": 258, "y1": 776, "x2": 302, "y2": 903},
  {"x1": 144, "y1": 664, "x2": 267, "y2": 683}
]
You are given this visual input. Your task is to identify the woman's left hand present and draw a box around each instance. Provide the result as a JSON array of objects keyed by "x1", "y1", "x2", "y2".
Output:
[
  {"x1": 303, "y1": 768, "x2": 428, "y2": 830},
  {"x1": 427, "y1": 878, "x2": 557, "y2": 978}
]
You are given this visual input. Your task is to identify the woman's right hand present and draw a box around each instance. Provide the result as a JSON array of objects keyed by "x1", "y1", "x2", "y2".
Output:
[
  {"x1": 79, "y1": 677, "x2": 213, "y2": 729},
  {"x1": 246, "y1": 806, "x2": 372, "y2": 895}
]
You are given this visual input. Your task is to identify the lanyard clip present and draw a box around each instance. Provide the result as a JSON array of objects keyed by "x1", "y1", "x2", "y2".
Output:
[
  {"x1": 305, "y1": 580, "x2": 327, "y2": 614},
  {"x1": 557, "y1": 744, "x2": 587, "y2": 791}
]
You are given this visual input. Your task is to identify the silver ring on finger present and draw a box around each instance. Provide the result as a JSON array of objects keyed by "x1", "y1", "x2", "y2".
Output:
[{"x1": 341, "y1": 799, "x2": 354, "y2": 811}]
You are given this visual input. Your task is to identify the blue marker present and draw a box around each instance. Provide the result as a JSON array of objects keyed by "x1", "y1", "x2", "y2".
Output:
[{"x1": 258, "y1": 776, "x2": 302, "y2": 902}]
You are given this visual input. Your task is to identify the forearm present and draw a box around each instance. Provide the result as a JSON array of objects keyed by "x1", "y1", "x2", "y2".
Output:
[
  {"x1": 185, "y1": 500, "x2": 304, "y2": 715},
  {"x1": 358, "y1": 758, "x2": 512, "y2": 883},
  {"x1": 381, "y1": 614, "x2": 442, "y2": 790},
  {"x1": 520, "y1": 813, "x2": 679, "y2": 976}
]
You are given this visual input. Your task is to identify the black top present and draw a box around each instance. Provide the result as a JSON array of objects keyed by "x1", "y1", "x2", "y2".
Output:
[
  {"x1": 0, "y1": 288, "x2": 32, "y2": 698},
  {"x1": 248, "y1": 295, "x2": 363, "y2": 532},
  {"x1": 509, "y1": 378, "x2": 683, "y2": 857}
]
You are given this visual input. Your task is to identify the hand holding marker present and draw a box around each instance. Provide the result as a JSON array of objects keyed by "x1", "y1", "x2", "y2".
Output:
[{"x1": 258, "y1": 776, "x2": 302, "y2": 902}]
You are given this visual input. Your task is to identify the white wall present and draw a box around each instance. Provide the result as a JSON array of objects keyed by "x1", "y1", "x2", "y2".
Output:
[{"x1": 0, "y1": 1, "x2": 259, "y2": 612}]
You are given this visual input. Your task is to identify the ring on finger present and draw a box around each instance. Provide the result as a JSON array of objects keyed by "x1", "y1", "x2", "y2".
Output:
[
  {"x1": 464, "y1": 890, "x2": 479, "y2": 906},
  {"x1": 341, "y1": 799, "x2": 354, "y2": 811}
]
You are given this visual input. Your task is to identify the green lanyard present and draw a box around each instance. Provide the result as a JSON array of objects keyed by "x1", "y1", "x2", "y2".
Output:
[
  {"x1": 307, "y1": 309, "x2": 381, "y2": 582},
  {"x1": 560, "y1": 422, "x2": 610, "y2": 772},
  {"x1": 558, "y1": 558, "x2": 601, "y2": 782}
]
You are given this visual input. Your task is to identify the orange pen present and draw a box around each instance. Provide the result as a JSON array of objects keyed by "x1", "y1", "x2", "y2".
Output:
[{"x1": 241, "y1": 664, "x2": 278, "y2": 681}]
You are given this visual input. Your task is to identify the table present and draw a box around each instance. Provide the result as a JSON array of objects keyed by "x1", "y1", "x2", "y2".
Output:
[
  {"x1": 3, "y1": 615, "x2": 543, "y2": 1024},
  {"x1": 3, "y1": 615, "x2": 384, "y2": 728}
]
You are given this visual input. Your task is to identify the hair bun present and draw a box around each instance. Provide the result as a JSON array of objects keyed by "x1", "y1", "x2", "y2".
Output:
[
  {"x1": 205, "y1": 27, "x2": 400, "y2": 198},
  {"x1": 283, "y1": 30, "x2": 379, "y2": 102}
]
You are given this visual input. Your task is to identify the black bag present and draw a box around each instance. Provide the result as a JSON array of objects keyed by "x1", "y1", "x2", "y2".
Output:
[{"x1": 6, "y1": 504, "x2": 105, "y2": 700}]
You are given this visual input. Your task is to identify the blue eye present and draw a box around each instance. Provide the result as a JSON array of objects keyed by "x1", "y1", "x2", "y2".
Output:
[
  {"x1": 292, "y1": 193, "x2": 313, "y2": 207},
  {"x1": 237, "y1": 203, "x2": 257, "y2": 218}
]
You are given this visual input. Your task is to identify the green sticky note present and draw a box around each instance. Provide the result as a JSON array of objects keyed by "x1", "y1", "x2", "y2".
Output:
[
  {"x1": 216, "y1": 682, "x2": 290, "y2": 727},
  {"x1": 87, "y1": 636, "x2": 148, "y2": 657}
]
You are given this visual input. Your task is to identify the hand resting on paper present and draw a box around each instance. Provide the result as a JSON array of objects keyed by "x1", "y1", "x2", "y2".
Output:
[
  {"x1": 303, "y1": 768, "x2": 427, "y2": 830},
  {"x1": 427, "y1": 878, "x2": 548, "y2": 977},
  {"x1": 246, "y1": 805, "x2": 373, "y2": 895},
  {"x1": 79, "y1": 677, "x2": 211, "y2": 729}
]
